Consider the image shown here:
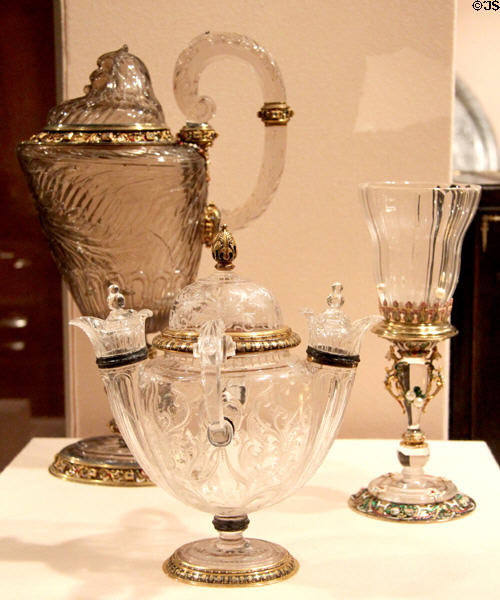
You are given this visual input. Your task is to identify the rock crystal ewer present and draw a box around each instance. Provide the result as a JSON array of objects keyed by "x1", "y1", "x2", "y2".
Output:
[
  {"x1": 17, "y1": 32, "x2": 293, "y2": 485},
  {"x1": 73, "y1": 227, "x2": 378, "y2": 585}
]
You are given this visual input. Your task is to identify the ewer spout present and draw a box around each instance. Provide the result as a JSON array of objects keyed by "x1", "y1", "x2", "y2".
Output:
[
  {"x1": 298, "y1": 284, "x2": 379, "y2": 487},
  {"x1": 350, "y1": 314, "x2": 383, "y2": 354},
  {"x1": 69, "y1": 285, "x2": 154, "y2": 478},
  {"x1": 70, "y1": 285, "x2": 152, "y2": 367},
  {"x1": 304, "y1": 283, "x2": 380, "y2": 358}
]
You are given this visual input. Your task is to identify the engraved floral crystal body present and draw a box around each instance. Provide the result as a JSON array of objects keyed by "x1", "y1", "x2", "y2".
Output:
[{"x1": 74, "y1": 228, "x2": 378, "y2": 585}]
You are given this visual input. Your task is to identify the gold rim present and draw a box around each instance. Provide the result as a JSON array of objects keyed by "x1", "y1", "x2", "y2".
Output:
[
  {"x1": 177, "y1": 123, "x2": 218, "y2": 149},
  {"x1": 164, "y1": 550, "x2": 298, "y2": 587},
  {"x1": 45, "y1": 123, "x2": 164, "y2": 131},
  {"x1": 153, "y1": 327, "x2": 301, "y2": 354},
  {"x1": 372, "y1": 320, "x2": 458, "y2": 342}
]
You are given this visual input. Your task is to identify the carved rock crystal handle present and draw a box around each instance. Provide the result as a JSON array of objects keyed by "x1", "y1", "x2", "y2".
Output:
[
  {"x1": 174, "y1": 31, "x2": 292, "y2": 231},
  {"x1": 193, "y1": 318, "x2": 236, "y2": 448}
]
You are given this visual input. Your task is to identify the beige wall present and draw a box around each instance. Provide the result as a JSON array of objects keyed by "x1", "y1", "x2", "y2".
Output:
[{"x1": 60, "y1": 0, "x2": 455, "y2": 439}]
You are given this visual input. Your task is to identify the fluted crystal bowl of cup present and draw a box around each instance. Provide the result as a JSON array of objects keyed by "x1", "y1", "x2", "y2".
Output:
[{"x1": 361, "y1": 182, "x2": 481, "y2": 341}]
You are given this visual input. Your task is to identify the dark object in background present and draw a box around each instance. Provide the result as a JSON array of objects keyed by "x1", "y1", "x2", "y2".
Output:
[{"x1": 451, "y1": 172, "x2": 500, "y2": 463}]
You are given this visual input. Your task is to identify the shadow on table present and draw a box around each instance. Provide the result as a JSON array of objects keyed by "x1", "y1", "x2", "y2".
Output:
[
  {"x1": 276, "y1": 485, "x2": 348, "y2": 513},
  {"x1": 0, "y1": 508, "x2": 199, "y2": 598}
]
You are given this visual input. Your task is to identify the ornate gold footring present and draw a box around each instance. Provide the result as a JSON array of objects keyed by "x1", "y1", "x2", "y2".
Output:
[
  {"x1": 349, "y1": 488, "x2": 476, "y2": 523},
  {"x1": 48, "y1": 435, "x2": 152, "y2": 486},
  {"x1": 164, "y1": 540, "x2": 298, "y2": 586}
]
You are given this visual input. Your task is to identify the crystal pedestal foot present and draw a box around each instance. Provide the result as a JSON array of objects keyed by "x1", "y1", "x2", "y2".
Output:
[
  {"x1": 349, "y1": 441, "x2": 476, "y2": 522},
  {"x1": 368, "y1": 469, "x2": 458, "y2": 504},
  {"x1": 49, "y1": 435, "x2": 152, "y2": 486},
  {"x1": 349, "y1": 331, "x2": 477, "y2": 523},
  {"x1": 164, "y1": 515, "x2": 298, "y2": 586}
]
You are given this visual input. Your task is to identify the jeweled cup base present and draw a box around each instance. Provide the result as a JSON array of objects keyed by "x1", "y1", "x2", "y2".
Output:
[
  {"x1": 48, "y1": 436, "x2": 152, "y2": 486},
  {"x1": 164, "y1": 537, "x2": 298, "y2": 586},
  {"x1": 349, "y1": 487, "x2": 476, "y2": 522}
]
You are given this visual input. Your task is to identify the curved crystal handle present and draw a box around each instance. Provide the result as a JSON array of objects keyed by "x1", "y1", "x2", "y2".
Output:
[
  {"x1": 193, "y1": 319, "x2": 236, "y2": 447},
  {"x1": 174, "y1": 31, "x2": 292, "y2": 230}
]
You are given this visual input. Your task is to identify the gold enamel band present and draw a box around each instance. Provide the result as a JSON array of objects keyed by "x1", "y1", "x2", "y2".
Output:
[
  {"x1": 153, "y1": 326, "x2": 300, "y2": 354},
  {"x1": 257, "y1": 102, "x2": 294, "y2": 126},
  {"x1": 27, "y1": 128, "x2": 174, "y2": 144}
]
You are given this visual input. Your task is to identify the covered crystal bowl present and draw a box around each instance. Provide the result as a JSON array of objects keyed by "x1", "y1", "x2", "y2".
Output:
[{"x1": 73, "y1": 227, "x2": 379, "y2": 585}]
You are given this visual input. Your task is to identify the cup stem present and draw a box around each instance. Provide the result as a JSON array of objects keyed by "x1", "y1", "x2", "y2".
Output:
[
  {"x1": 385, "y1": 341, "x2": 444, "y2": 453},
  {"x1": 216, "y1": 530, "x2": 247, "y2": 552},
  {"x1": 212, "y1": 514, "x2": 250, "y2": 552}
]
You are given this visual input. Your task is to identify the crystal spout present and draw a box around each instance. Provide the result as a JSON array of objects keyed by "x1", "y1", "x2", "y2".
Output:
[
  {"x1": 304, "y1": 283, "x2": 380, "y2": 357},
  {"x1": 70, "y1": 285, "x2": 152, "y2": 362},
  {"x1": 350, "y1": 315, "x2": 383, "y2": 354}
]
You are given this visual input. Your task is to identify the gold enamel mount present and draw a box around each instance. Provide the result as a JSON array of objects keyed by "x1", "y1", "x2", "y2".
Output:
[
  {"x1": 153, "y1": 326, "x2": 300, "y2": 354},
  {"x1": 374, "y1": 299, "x2": 457, "y2": 342},
  {"x1": 164, "y1": 543, "x2": 298, "y2": 586},
  {"x1": 48, "y1": 436, "x2": 152, "y2": 486},
  {"x1": 28, "y1": 126, "x2": 174, "y2": 145}
]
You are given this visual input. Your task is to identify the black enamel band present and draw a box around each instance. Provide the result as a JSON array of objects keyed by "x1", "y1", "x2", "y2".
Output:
[
  {"x1": 306, "y1": 346, "x2": 360, "y2": 368},
  {"x1": 212, "y1": 515, "x2": 250, "y2": 532},
  {"x1": 96, "y1": 347, "x2": 148, "y2": 369}
]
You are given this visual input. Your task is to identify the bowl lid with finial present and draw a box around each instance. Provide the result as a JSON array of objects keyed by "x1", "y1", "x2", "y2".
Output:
[{"x1": 152, "y1": 226, "x2": 300, "y2": 354}]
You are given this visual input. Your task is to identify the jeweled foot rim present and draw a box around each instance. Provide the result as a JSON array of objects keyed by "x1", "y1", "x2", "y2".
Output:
[
  {"x1": 349, "y1": 488, "x2": 476, "y2": 522},
  {"x1": 48, "y1": 436, "x2": 153, "y2": 486},
  {"x1": 164, "y1": 538, "x2": 298, "y2": 586}
]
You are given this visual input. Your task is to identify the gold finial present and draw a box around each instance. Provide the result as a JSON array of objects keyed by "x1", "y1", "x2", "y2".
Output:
[{"x1": 212, "y1": 224, "x2": 237, "y2": 270}]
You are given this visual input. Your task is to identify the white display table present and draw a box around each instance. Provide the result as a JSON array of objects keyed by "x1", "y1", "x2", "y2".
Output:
[{"x1": 0, "y1": 438, "x2": 498, "y2": 599}]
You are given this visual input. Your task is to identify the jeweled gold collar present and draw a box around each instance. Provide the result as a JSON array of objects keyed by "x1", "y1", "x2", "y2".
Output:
[{"x1": 153, "y1": 327, "x2": 300, "y2": 354}]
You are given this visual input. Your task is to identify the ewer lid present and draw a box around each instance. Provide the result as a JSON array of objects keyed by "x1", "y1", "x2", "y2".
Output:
[
  {"x1": 153, "y1": 226, "x2": 300, "y2": 354},
  {"x1": 27, "y1": 45, "x2": 174, "y2": 144}
]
